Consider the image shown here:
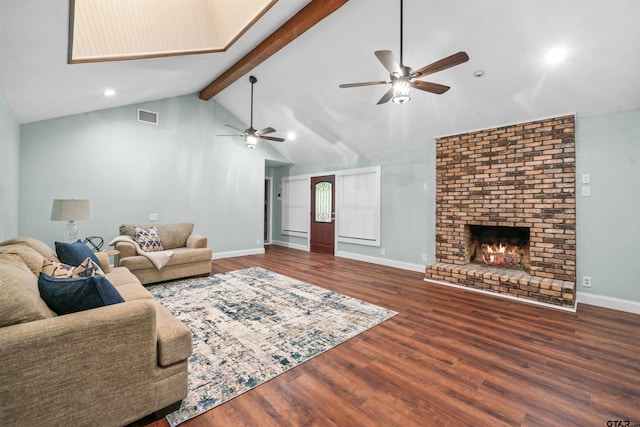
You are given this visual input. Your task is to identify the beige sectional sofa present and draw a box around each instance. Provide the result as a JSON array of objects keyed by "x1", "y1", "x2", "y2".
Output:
[
  {"x1": 0, "y1": 237, "x2": 193, "y2": 427},
  {"x1": 115, "y1": 222, "x2": 213, "y2": 285}
]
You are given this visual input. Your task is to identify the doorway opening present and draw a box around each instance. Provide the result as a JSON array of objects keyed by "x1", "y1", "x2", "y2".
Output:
[{"x1": 264, "y1": 177, "x2": 272, "y2": 245}]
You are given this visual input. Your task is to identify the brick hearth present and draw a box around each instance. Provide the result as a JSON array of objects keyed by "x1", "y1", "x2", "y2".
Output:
[{"x1": 425, "y1": 115, "x2": 576, "y2": 307}]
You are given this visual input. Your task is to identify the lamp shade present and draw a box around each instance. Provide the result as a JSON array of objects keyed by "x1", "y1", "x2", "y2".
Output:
[{"x1": 50, "y1": 199, "x2": 93, "y2": 221}]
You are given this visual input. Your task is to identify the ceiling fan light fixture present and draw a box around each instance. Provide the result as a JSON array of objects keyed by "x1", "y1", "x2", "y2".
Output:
[
  {"x1": 392, "y1": 79, "x2": 411, "y2": 104},
  {"x1": 245, "y1": 133, "x2": 258, "y2": 149}
]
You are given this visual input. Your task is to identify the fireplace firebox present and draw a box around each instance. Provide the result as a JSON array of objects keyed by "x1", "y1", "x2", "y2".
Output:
[{"x1": 465, "y1": 225, "x2": 530, "y2": 271}]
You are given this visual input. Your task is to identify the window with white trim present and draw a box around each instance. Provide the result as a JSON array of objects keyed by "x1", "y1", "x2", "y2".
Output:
[
  {"x1": 281, "y1": 176, "x2": 309, "y2": 237},
  {"x1": 336, "y1": 166, "x2": 381, "y2": 247}
]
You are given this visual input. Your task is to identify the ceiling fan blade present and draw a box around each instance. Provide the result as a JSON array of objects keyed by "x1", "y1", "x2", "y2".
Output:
[
  {"x1": 377, "y1": 87, "x2": 394, "y2": 105},
  {"x1": 217, "y1": 134, "x2": 243, "y2": 137},
  {"x1": 339, "y1": 80, "x2": 388, "y2": 88},
  {"x1": 257, "y1": 127, "x2": 276, "y2": 135},
  {"x1": 225, "y1": 124, "x2": 245, "y2": 133},
  {"x1": 260, "y1": 135, "x2": 285, "y2": 142},
  {"x1": 412, "y1": 51, "x2": 470, "y2": 78},
  {"x1": 375, "y1": 50, "x2": 402, "y2": 74},
  {"x1": 411, "y1": 80, "x2": 450, "y2": 94}
]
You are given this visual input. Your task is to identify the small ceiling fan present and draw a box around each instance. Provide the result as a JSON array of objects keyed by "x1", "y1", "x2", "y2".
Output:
[
  {"x1": 339, "y1": 0, "x2": 469, "y2": 105},
  {"x1": 219, "y1": 75, "x2": 284, "y2": 148}
]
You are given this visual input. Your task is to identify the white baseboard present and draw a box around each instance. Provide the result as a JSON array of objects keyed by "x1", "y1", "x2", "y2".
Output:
[
  {"x1": 577, "y1": 291, "x2": 640, "y2": 315},
  {"x1": 213, "y1": 248, "x2": 265, "y2": 259},
  {"x1": 271, "y1": 240, "x2": 309, "y2": 252},
  {"x1": 336, "y1": 251, "x2": 425, "y2": 273},
  {"x1": 424, "y1": 278, "x2": 577, "y2": 312}
]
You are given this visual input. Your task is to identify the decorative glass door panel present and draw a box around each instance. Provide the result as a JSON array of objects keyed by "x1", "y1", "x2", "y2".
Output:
[
  {"x1": 310, "y1": 175, "x2": 335, "y2": 254},
  {"x1": 314, "y1": 181, "x2": 333, "y2": 223}
]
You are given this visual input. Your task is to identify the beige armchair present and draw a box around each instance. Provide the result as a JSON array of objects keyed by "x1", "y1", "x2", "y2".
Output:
[{"x1": 115, "y1": 222, "x2": 213, "y2": 285}]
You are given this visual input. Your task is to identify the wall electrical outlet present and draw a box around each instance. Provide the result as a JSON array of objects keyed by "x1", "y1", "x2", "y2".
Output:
[
  {"x1": 381, "y1": 248, "x2": 386, "y2": 255},
  {"x1": 581, "y1": 186, "x2": 591, "y2": 197},
  {"x1": 149, "y1": 213, "x2": 158, "y2": 221},
  {"x1": 583, "y1": 276, "x2": 592, "y2": 288},
  {"x1": 582, "y1": 174, "x2": 590, "y2": 184},
  {"x1": 422, "y1": 253, "x2": 428, "y2": 262},
  {"x1": 423, "y1": 183, "x2": 428, "y2": 190}
]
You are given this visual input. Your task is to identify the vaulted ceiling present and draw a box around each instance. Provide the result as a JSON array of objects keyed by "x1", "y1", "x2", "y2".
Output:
[{"x1": 1, "y1": 0, "x2": 639, "y2": 165}]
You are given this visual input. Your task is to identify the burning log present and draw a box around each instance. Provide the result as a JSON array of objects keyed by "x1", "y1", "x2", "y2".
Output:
[{"x1": 481, "y1": 243, "x2": 523, "y2": 267}]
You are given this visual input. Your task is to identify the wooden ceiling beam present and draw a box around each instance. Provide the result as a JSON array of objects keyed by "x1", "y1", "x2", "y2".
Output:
[{"x1": 199, "y1": 0, "x2": 349, "y2": 100}]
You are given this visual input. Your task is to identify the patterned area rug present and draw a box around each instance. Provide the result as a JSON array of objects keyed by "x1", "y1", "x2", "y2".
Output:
[{"x1": 148, "y1": 267, "x2": 397, "y2": 426}]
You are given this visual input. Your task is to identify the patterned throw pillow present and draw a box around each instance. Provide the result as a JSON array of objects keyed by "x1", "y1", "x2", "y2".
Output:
[
  {"x1": 72, "y1": 257, "x2": 105, "y2": 277},
  {"x1": 134, "y1": 226, "x2": 164, "y2": 252},
  {"x1": 42, "y1": 258, "x2": 74, "y2": 278},
  {"x1": 42, "y1": 257, "x2": 105, "y2": 278}
]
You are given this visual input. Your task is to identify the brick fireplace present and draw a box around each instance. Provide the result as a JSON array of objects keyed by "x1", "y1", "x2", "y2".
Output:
[{"x1": 424, "y1": 115, "x2": 576, "y2": 308}]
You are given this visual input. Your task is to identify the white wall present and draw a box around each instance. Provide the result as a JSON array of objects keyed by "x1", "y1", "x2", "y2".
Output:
[
  {"x1": 0, "y1": 91, "x2": 20, "y2": 241},
  {"x1": 18, "y1": 94, "x2": 290, "y2": 255}
]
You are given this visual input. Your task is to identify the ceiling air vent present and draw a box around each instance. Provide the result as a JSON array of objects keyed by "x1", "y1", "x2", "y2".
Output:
[{"x1": 138, "y1": 109, "x2": 158, "y2": 125}]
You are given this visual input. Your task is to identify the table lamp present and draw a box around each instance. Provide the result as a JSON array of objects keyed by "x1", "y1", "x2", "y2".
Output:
[{"x1": 50, "y1": 199, "x2": 93, "y2": 242}]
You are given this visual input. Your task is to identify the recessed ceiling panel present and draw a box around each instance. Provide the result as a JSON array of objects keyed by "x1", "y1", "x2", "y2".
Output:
[{"x1": 69, "y1": 0, "x2": 277, "y2": 63}]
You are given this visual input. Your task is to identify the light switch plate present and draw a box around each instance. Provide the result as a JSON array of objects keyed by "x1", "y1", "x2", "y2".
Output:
[{"x1": 581, "y1": 186, "x2": 591, "y2": 197}]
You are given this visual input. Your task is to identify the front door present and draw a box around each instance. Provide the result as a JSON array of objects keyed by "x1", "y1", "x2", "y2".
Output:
[{"x1": 310, "y1": 175, "x2": 335, "y2": 254}]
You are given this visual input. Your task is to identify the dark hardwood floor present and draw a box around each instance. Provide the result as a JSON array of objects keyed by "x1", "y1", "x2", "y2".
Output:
[{"x1": 143, "y1": 245, "x2": 640, "y2": 426}]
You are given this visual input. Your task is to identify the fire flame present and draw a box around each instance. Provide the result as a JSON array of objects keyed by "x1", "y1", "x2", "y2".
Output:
[{"x1": 482, "y1": 243, "x2": 521, "y2": 266}]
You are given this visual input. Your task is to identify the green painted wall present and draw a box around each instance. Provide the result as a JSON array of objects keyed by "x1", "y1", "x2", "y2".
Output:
[
  {"x1": 0, "y1": 91, "x2": 20, "y2": 241},
  {"x1": 576, "y1": 109, "x2": 640, "y2": 301},
  {"x1": 18, "y1": 94, "x2": 289, "y2": 254},
  {"x1": 269, "y1": 144, "x2": 435, "y2": 269}
]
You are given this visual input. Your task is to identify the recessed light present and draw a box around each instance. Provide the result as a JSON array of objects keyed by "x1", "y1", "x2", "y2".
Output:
[
  {"x1": 286, "y1": 132, "x2": 296, "y2": 141},
  {"x1": 545, "y1": 46, "x2": 568, "y2": 65},
  {"x1": 104, "y1": 89, "x2": 116, "y2": 97}
]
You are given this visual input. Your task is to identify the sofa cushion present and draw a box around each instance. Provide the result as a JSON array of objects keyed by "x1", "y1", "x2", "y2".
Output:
[
  {"x1": 0, "y1": 254, "x2": 55, "y2": 327},
  {"x1": 42, "y1": 257, "x2": 105, "y2": 278},
  {"x1": 38, "y1": 273, "x2": 124, "y2": 315},
  {"x1": 0, "y1": 244, "x2": 45, "y2": 276},
  {"x1": 115, "y1": 283, "x2": 154, "y2": 301},
  {"x1": 119, "y1": 247, "x2": 212, "y2": 271},
  {"x1": 120, "y1": 223, "x2": 194, "y2": 250},
  {"x1": 55, "y1": 240, "x2": 103, "y2": 269},
  {"x1": 106, "y1": 266, "x2": 141, "y2": 287},
  {"x1": 134, "y1": 226, "x2": 164, "y2": 252},
  {"x1": 0, "y1": 237, "x2": 58, "y2": 261}
]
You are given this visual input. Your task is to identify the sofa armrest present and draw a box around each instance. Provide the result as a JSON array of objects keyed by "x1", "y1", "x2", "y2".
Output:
[
  {"x1": 0, "y1": 300, "x2": 159, "y2": 425},
  {"x1": 115, "y1": 240, "x2": 137, "y2": 260},
  {"x1": 186, "y1": 234, "x2": 207, "y2": 249},
  {"x1": 94, "y1": 251, "x2": 111, "y2": 273}
]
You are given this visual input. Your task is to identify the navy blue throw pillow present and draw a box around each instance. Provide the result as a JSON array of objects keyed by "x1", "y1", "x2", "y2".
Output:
[
  {"x1": 55, "y1": 240, "x2": 103, "y2": 269},
  {"x1": 38, "y1": 273, "x2": 124, "y2": 315}
]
